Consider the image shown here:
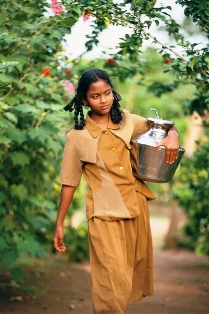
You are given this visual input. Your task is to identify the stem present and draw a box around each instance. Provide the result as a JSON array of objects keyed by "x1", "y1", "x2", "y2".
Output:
[
  {"x1": 10, "y1": 20, "x2": 59, "y2": 54},
  {"x1": 141, "y1": 28, "x2": 188, "y2": 62},
  {"x1": 130, "y1": 3, "x2": 209, "y2": 78},
  {"x1": 35, "y1": 110, "x2": 50, "y2": 129},
  {"x1": 4, "y1": 74, "x2": 29, "y2": 97},
  {"x1": 200, "y1": 69, "x2": 209, "y2": 78}
]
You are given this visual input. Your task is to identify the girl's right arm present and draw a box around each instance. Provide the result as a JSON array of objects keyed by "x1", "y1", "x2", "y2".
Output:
[{"x1": 53, "y1": 185, "x2": 76, "y2": 253}]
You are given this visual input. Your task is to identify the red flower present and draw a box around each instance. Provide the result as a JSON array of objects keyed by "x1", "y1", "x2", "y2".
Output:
[
  {"x1": 83, "y1": 10, "x2": 91, "y2": 22},
  {"x1": 107, "y1": 58, "x2": 115, "y2": 66},
  {"x1": 41, "y1": 68, "x2": 51, "y2": 76},
  {"x1": 164, "y1": 58, "x2": 170, "y2": 64},
  {"x1": 65, "y1": 70, "x2": 72, "y2": 75}
]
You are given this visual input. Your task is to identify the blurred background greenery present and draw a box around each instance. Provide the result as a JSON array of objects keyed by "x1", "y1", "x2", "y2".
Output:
[{"x1": 0, "y1": 0, "x2": 208, "y2": 292}]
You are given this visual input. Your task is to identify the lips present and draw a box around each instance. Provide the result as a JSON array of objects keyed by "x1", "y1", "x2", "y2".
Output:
[{"x1": 100, "y1": 105, "x2": 109, "y2": 110}]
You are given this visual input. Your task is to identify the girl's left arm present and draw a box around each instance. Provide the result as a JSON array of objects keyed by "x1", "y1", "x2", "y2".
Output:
[{"x1": 155, "y1": 126, "x2": 179, "y2": 164}]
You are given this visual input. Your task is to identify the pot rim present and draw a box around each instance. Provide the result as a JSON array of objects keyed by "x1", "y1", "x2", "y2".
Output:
[{"x1": 147, "y1": 117, "x2": 174, "y2": 125}]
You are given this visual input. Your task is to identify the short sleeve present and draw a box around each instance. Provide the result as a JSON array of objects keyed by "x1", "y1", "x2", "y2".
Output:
[
  {"x1": 130, "y1": 113, "x2": 152, "y2": 138},
  {"x1": 60, "y1": 131, "x2": 83, "y2": 186}
]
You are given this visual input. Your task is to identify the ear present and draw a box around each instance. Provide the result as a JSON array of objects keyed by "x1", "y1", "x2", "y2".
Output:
[{"x1": 82, "y1": 98, "x2": 87, "y2": 105}]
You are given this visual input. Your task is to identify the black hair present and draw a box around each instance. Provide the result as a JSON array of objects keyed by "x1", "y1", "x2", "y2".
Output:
[{"x1": 63, "y1": 68, "x2": 123, "y2": 130}]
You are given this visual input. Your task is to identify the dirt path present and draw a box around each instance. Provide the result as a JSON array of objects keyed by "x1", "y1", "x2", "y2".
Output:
[{"x1": 1, "y1": 217, "x2": 209, "y2": 314}]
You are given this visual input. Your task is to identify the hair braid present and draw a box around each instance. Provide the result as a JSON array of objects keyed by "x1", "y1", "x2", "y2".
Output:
[
  {"x1": 74, "y1": 99, "x2": 85, "y2": 130},
  {"x1": 110, "y1": 94, "x2": 123, "y2": 124}
]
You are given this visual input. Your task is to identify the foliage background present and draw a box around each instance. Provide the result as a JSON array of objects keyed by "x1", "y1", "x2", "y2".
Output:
[{"x1": 0, "y1": 0, "x2": 208, "y2": 285}]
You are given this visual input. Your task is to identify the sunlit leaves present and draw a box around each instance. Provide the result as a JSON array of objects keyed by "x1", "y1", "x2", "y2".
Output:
[
  {"x1": 0, "y1": 0, "x2": 73, "y2": 281},
  {"x1": 173, "y1": 141, "x2": 209, "y2": 255}
]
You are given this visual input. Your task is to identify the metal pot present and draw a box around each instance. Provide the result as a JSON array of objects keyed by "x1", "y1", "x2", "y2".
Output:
[{"x1": 131, "y1": 117, "x2": 185, "y2": 183}]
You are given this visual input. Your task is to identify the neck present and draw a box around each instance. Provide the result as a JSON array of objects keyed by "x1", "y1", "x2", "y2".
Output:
[{"x1": 90, "y1": 113, "x2": 109, "y2": 130}]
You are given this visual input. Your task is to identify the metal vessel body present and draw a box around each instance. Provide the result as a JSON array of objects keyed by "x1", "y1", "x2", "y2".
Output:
[{"x1": 131, "y1": 117, "x2": 185, "y2": 183}]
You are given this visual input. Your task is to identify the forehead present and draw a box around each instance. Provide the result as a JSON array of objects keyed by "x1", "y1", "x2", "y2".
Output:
[{"x1": 87, "y1": 79, "x2": 111, "y2": 94}]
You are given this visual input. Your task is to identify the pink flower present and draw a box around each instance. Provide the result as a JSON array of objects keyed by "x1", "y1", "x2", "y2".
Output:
[
  {"x1": 63, "y1": 80, "x2": 75, "y2": 94},
  {"x1": 51, "y1": 0, "x2": 63, "y2": 15}
]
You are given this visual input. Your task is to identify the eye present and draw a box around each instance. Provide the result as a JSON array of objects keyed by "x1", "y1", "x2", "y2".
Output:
[{"x1": 105, "y1": 90, "x2": 111, "y2": 96}]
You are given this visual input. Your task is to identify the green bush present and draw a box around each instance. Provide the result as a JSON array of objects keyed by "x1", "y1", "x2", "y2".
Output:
[
  {"x1": 173, "y1": 139, "x2": 209, "y2": 255},
  {"x1": 65, "y1": 224, "x2": 89, "y2": 262}
]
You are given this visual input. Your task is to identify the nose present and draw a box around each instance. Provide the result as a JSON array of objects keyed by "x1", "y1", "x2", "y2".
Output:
[{"x1": 100, "y1": 93, "x2": 107, "y2": 103}]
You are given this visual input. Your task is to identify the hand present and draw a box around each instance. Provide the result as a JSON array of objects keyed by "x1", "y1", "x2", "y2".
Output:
[
  {"x1": 53, "y1": 225, "x2": 66, "y2": 253},
  {"x1": 155, "y1": 131, "x2": 179, "y2": 164}
]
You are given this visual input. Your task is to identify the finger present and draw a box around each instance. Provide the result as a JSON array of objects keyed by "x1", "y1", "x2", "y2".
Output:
[
  {"x1": 54, "y1": 237, "x2": 61, "y2": 251},
  {"x1": 165, "y1": 149, "x2": 178, "y2": 164},
  {"x1": 58, "y1": 238, "x2": 66, "y2": 252},
  {"x1": 154, "y1": 141, "x2": 164, "y2": 148},
  {"x1": 54, "y1": 237, "x2": 66, "y2": 252}
]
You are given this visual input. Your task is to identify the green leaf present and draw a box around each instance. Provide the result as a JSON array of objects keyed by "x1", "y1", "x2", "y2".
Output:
[
  {"x1": 6, "y1": 128, "x2": 27, "y2": 144},
  {"x1": 17, "y1": 236, "x2": 46, "y2": 257},
  {"x1": 0, "y1": 73, "x2": 11, "y2": 82},
  {"x1": 4, "y1": 112, "x2": 17, "y2": 123},
  {"x1": 3, "y1": 250, "x2": 18, "y2": 262},
  {"x1": 46, "y1": 137, "x2": 62, "y2": 154},
  {"x1": 0, "y1": 135, "x2": 12, "y2": 145},
  {"x1": 73, "y1": 6, "x2": 81, "y2": 15},
  {"x1": 36, "y1": 101, "x2": 50, "y2": 109},
  {"x1": 190, "y1": 56, "x2": 198, "y2": 70},
  {"x1": 9, "y1": 56, "x2": 28, "y2": 72},
  {"x1": 0, "y1": 62, "x2": 19, "y2": 69},
  {"x1": 0, "y1": 236, "x2": 8, "y2": 250},
  {"x1": 30, "y1": 36, "x2": 45, "y2": 47},
  {"x1": 14, "y1": 104, "x2": 39, "y2": 114},
  {"x1": 0, "y1": 118, "x2": 10, "y2": 129},
  {"x1": 27, "y1": 128, "x2": 39, "y2": 140},
  {"x1": 0, "y1": 207, "x2": 7, "y2": 216},
  {"x1": 4, "y1": 96, "x2": 19, "y2": 106},
  {"x1": 0, "y1": 176, "x2": 7, "y2": 190},
  {"x1": 27, "y1": 214, "x2": 49, "y2": 229},
  {"x1": 11, "y1": 184, "x2": 28, "y2": 202},
  {"x1": 10, "y1": 152, "x2": 30, "y2": 167},
  {"x1": 0, "y1": 13, "x2": 7, "y2": 26}
]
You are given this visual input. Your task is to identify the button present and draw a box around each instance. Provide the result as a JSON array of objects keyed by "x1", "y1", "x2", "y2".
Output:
[
  {"x1": 119, "y1": 166, "x2": 123, "y2": 170},
  {"x1": 105, "y1": 131, "x2": 109, "y2": 134},
  {"x1": 111, "y1": 147, "x2": 115, "y2": 151}
]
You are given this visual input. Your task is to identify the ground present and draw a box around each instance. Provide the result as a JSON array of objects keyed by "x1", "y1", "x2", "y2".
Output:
[{"x1": 0, "y1": 214, "x2": 209, "y2": 314}]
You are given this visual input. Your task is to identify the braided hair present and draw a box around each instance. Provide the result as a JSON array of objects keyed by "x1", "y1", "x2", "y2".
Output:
[{"x1": 63, "y1": 68, "x2": 123, "y2": 130}]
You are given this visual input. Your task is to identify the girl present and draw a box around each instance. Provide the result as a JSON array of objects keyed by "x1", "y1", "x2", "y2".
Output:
[{"x1": 53, "y1": 68, "x2": 179, "y2": 314}]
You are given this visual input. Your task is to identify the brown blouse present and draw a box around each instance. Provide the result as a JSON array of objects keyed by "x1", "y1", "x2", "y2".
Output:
[{"x1": 60, "y1": 109, "x2": 156, "y2": 221}]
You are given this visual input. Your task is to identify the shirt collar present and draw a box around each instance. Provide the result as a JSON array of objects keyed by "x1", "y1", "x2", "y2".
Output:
[{"x1": 85, "y1": 113, "x2": 120, "y2": 138}]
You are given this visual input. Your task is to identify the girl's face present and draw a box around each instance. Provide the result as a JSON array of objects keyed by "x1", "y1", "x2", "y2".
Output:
[{"x1": 84, "y1": 79, "x2": 114, "y2": 117}]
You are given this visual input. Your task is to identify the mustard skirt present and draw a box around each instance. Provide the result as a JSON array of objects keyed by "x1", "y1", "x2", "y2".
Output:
[{"x1": 88, "y1": 194, "x2": 153, "y2": 314}]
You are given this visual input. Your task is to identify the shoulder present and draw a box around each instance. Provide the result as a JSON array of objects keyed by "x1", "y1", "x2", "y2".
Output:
[
  {"x1": 120, "y1": 109, "x2": 151, "y2": 136},
  {"x1": 121, "y1": 109, "x2": 131, "y2": 119},
  {"x1": 65, "y1": 126, "x2": 98, "y2": 163},
  {"x1": 120, "y1": 109, "x2": 132, "y2": 124},
  {"x1": 66, "y1": 126, "x2": 90, "y2": 140},
  {"x1": 121, "y1": 109, "x2": 147, "y2": 125}
]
